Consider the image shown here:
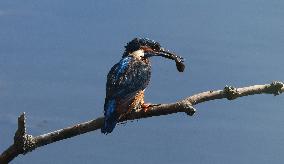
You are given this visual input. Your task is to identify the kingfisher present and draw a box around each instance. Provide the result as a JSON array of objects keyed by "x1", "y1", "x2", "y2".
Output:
[{"x1": 101, "y1": 38, "x2": 185, "y2": 134}]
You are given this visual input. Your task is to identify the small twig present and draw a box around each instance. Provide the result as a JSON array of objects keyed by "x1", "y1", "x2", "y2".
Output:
[
  {"x1": 0, "y1": 113, "x2": 36, "y2": 164},
  {"x1": 0, "y1": 81, "x2": 283, "y2": 163}
]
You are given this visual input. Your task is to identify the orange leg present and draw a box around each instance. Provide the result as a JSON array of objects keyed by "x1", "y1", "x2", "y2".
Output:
[
  {"x1": 135, "y1": 91, "x2": 151, "y2": 112},
  {"x1": 141, "y1": 103, "x2": 151, "y2": 112},
  {"x1": 132, "y1": 90, "x2": 161, "y2": 112},
  {"x1": 128, "y1": 90, "x2": 161, "y2": 113},
  {"x1": 136, "y1": 91, "x2": 160, "y2": 112}
]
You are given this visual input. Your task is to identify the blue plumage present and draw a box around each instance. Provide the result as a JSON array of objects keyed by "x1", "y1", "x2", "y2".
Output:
[
  {"x1": 101, "y1": 56, "x2": 151, "y2": 134},
  {"x1": 102, "y1": 57, "x2": 133, "y2": 134},
  {"x1": 101, "y1": 38, "x2": 184, "y2": 134},
  {"x1": 101, "y1": 99, "x2": 118, "y2": 134},
  {"x1": 114, "y1": 57, "x2": 131, "y2": 80}
]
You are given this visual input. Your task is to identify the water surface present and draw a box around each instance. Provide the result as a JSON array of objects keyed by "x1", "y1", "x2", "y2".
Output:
[{"x1": 0, "y1": 1, "x2": 284, "y2": 163}]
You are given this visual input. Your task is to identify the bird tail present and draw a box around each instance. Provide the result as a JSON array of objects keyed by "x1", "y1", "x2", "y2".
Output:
[{"x1": 101, "y1": 99, "x2": 119, "y2": 134}]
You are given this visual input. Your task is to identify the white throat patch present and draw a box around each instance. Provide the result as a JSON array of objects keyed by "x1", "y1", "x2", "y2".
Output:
[{"x1": 130, "y1": 49, "x2": 144, "y2": 59}]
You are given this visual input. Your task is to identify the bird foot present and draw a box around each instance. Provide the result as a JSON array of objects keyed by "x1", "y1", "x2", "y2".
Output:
[{"x1": 141, "y1": 103, "x2": 161, "y2": 112}]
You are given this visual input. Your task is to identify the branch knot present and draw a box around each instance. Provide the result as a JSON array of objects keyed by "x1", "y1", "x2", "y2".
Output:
[
  {"x1": 223, "y1": 85, "x2": 239, "y2": 100},
  {"x1": 22, "y1": 134, "x2": 36, "y2": 154},
  {"x1": 267, "y1": 81, "x2": 284, "y2": 96},
  {"x1": 180, "y1": 102, "x2": 196, "y2": 116}
]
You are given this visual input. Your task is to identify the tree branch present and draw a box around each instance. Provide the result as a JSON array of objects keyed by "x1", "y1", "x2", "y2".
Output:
[{"x1": 0, "y1": 81, "x2": 283, "y2": 163}]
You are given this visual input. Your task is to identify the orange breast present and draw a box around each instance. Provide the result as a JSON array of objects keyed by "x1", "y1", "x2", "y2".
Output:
[{"x1": 116, "y1": 90, "x2": 145, "y2": 115}]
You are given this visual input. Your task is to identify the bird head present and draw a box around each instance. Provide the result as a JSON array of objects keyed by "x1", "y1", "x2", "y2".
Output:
[{"x1": 123, "y1": 38, "x2": 185, "y2": 72}]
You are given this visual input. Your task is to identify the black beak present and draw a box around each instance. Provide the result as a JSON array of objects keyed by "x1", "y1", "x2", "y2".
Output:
[{"x1": 156, "y1": 48, "x2": 185, "y2": 72}]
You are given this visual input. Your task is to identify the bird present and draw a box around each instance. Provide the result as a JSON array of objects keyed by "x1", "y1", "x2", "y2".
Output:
[{"x1": 101, "y1": 38, "x2": 185, "y2": 134}]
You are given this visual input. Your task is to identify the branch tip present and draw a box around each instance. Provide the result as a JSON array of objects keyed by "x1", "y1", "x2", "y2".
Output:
[
  {"x1": 269, "y1": 81, "x2": 284, "y2": 96},
  {"x1": 14, "y1": 113, "x2": 26, "y2": 144}
]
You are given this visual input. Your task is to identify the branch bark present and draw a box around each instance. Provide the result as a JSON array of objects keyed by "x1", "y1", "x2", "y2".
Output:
[{"x1": 0, "y1": 81, "x2": 283, "y2": 164}]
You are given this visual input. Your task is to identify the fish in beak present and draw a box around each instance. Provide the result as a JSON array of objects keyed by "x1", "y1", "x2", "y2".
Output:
[{"x1": 142, "y1": 46, "x2": 185, "y2": 72}]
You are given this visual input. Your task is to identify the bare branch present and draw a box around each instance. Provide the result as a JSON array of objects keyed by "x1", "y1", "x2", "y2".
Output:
[{"x1": 0, "y1": 81, "x2": 283, "y2": 163}]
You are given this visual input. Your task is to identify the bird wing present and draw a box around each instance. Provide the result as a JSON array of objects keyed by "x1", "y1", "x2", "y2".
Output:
[
  {"x1": 105, "y1": 57, "x2": 151, "y2": 100},
  {"x1": 102, "y1": 56, "x2": 151, "y2": 134}
]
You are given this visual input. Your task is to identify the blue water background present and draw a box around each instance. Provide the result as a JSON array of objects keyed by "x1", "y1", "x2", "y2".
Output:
[{"x1": 0, "y1": 1, "x2": 284, "y2": 163}]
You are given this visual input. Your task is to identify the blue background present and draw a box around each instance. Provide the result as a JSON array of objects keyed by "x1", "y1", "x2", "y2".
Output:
[{"x1": 0, "y1": 0, "x2": 283, "y2": 163}]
